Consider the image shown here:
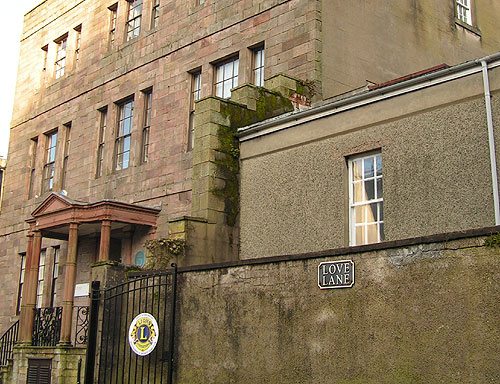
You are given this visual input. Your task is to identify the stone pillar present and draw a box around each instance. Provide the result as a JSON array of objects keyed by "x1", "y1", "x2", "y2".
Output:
[
  {"x1": 59, "y1": 222, "x2": 78, "y2": 345},
  {"x1": 98, "y1": 220, "x2": 111, "y2": 262},
  {"x1": 122, "y1": 228, "x2": 134, "y2": 265},
  {"x1": 18, "y1": 231, "x2": 40, "y2": 344}
]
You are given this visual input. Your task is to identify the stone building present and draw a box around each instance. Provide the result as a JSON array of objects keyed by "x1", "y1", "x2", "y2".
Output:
[
  {"x1": 0, "y1": 0, "x2": 499, "y2": 382},
  {"x1": 0, "y1": 158, "x2": 6, "y2": 212}
]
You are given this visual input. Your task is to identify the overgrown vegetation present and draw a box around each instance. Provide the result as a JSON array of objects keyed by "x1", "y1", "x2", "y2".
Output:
[
  {"x1": 144, "y1": 238, "x2": 185, "y2": 269},
  {"x1": 484, "y1": 232, "x2": 500, "y2": 248}
]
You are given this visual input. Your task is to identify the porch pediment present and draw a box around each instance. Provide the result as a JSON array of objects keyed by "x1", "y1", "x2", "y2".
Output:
[
  {"x1": 27, "y1": 193, "x2": 161, "y2": 236},
  {"x1": 31, "y1": 193, "x2": 80, "y2": 216}
]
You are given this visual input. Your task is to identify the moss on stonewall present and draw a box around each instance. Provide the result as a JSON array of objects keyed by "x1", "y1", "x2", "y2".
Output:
[{"x1": 211, "y1": 90, "x2": 294, "y2": 226}]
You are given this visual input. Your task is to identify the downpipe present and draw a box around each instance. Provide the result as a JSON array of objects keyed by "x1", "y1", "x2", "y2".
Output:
[{"x1": 481, "y1": 60, "x2": 500, "y2": 225}]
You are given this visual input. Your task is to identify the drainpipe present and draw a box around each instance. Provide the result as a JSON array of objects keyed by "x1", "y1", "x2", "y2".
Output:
[{"x1": 481, "y1": 60, "x2": 500, "y2": 225}]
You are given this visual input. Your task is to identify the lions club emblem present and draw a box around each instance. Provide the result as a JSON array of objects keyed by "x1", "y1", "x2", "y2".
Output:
[{"x1": 128, "y1": 313, "x2": 159, "y2": 356}]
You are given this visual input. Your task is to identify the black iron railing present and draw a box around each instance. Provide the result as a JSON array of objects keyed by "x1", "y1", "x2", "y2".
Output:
[
  {"x1": 32, "y1": 307, "x2": 62, "y2": 346},
  {"x1": 74, "y1": 306, "x2": 89, "y2": 346},
  {"x1": 0, "y1": 320, "x2": 19, "y2": 366}
]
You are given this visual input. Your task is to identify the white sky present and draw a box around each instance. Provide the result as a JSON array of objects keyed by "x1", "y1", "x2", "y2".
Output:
[{"x1": 0, "y1": 1, "x2": 44, "y2": 159}]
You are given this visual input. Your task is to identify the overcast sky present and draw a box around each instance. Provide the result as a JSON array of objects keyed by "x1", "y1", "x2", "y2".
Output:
[{"x1": 0, "y1": 1, "x2": 44, "y2": 159}]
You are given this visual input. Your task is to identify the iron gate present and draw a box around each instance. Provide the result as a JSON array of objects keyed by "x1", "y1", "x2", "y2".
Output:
[{"x1": 85, "y1": 266, "x2": 177, "y2": 384}]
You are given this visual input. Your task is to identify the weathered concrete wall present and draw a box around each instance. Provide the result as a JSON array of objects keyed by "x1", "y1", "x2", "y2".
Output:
[
  {"x1": 175, "y1": 232, "x2": 500, "y2": 383},
  {"x1": 239, "y1": 65, "x2": 500, "y2": 259},
  {"x1": 322, "y1": 0, "x2": 500, "y2": 97}
]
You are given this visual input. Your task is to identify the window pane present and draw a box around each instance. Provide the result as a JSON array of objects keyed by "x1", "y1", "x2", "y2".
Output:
[
  {"x1": 356, "y1": 225, "x2": 364, "y2": 245},
  {"x1": 353, "y1": 182, "x2": 363, "y2": 203},
  {"x1": 354, "y1": 205, "x2": 365, "y2": 224},
  {"x1": 223, "y1": 62, "x2": 232, "y2": 80},
  {"x1": 216, "y1": 82, "x2": 223, "y2": 98},
  {"x1": 376, "y1": 155, "x2": 382, "y2": 175},
  {"x1": 123, "y1": 151, "x2": 130, "y2": 169},
  {"x1": 364, "y1": 157, "x2": 374, "y2": 178},
  {"x1": 377, "y1": 178, "x2": 383, "y2": 199},
  {"x1": 365, "y1": 179, "x2": 375, "y2": 200},
  {"x1": 368, "y1": 203, "x2": 378, "y2": 222},
  {"x1": 352, "y1": 159, "x2": 362, "y2": 181},
  {"x1": 366, "y1": 224, "x2": 378, "y2": 243},
  {"x1": 223, "y1": 80, "x2": 232, "y2": 98}
]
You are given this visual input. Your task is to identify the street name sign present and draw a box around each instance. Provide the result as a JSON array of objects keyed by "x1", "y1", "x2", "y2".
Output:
[{"x1": 318, "y1": 260, "x2": 355, "y2": 289}]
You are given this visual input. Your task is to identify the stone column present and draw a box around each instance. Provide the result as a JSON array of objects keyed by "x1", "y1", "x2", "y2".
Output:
[
  {"x1": 122, "y1": 228, "x2": 134, "y2": 265},
  {"x1": 19, "y1": 231, "x2": 41, "y2": 344},
  {"x1": 98, "y1": 220, "x2": 111, "y2": 262},
  {"x1": 59, "y1": 222, "x2": 78, "y2": 345}
]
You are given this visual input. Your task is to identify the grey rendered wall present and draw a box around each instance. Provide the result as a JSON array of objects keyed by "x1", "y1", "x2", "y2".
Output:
[
  {"x1": 239, "y1": 67, "x2": 499, "y2": 259},
  {"x1": 175, "y1": 234, "x2": 500, "y2": 383}
]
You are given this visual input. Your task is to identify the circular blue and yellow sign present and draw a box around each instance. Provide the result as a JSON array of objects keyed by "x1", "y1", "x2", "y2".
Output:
[{"x1": 128, "y1": 313, "x2": 159, "y2": 356}]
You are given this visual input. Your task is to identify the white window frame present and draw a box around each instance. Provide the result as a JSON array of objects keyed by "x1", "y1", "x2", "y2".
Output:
[
  {"x1": 348, "y1": 152, "x2": 384, "y2": 246},
  {"x1": 188, "y1": 71, "x2": 202, "y2": 151},
  {"x1": 115, "y1": 99, "x2": 134, "y2": 171},
  {"x1": 214, "y1": 56, "x2": 239, "y2": 99},
  {"x1": 456, "y1": 0, "x2": 472, "y2": 25},
  {"x1": 252, "y1": 46, "x2": 265, "y2": 87},
  {"x1": 55, "y1": 36, "x2": 67, "y2": 79},
  {"x1": 126, "y1": 0, "x2": 143, "y2": 41}
]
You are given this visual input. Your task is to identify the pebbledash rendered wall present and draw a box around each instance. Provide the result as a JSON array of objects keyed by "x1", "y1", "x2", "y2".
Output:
[
  {"x1": 174, "y1": 230, "x2": 500, "y2": 384},
  {"x1": 239, "y1": 60, "x2": 500, "y2": 259}
]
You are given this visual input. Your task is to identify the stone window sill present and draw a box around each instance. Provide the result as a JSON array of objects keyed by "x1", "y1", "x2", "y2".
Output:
[{"x1": 455, "y1": 18, "x2": 481, "y2": 37}]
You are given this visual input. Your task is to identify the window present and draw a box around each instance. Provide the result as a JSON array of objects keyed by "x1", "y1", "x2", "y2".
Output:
[
  {"x1": 74, "y1": 25, "x2": 82, "y2": 68},
  {"x1": 109, "y1": 4, "x2": 118, "y2": 49},
  {"x1": 126, "y1": 0, "x2": 143, "y2": 41},
  {"x1": 115, "y1": 99, "x2": 134, "y2": 171},
  {"x1": 349, "y1": 152, "x2": 384, "y2": 246},
  {"x1": 252, "y1": 46, "x2": 265, "y2": 87},
  {"x1": 215, "y1": 56, "x2": 239, "y2": 99},
  {"x1": 142, "y1": 91, "x2": 152, "y2": 163},
  {"x1": 16, "y1": 253, "x2": 26, "y2": 315},
  {"x1": 50, "y1": 247, "x2": 60, "y2": 307},
  {"x1": 97, "y1": 108, "x2": 107, "y2": 177},
  {"x1": 42, "y1": 131, "x2": 57, "y2": 193},
  {"x1": 61, "y1": 123, "x2": 71, "y2": 190},
  {"x1": 55, "y1": 35, "x2": 67, "y2": 79},
  {"x1": 188, "y1": 71, "x2": 202, "y2": 151},
  {"x1": 36, "y1": 249, "x2": 46, "y2": 309},
  {"x1": 456, "y1": 0, "x2": 472, "y2": 25},
  {"x1": 28, "y1": 138, "x2": 38, "y2": 199},
  {"x1": 151, "y1": 0, "x2": 160, "y2": 29}
]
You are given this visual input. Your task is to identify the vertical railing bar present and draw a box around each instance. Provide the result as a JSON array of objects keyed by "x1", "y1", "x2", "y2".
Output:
[
  {"x1": 160, "y1": 274, "x2": 169, "y2": 384},
  {"x1": 142, "y1": 276, "x2": 149, "y2": 383},
  {"x1": 133, "y1": 278, "x2": 140, "y2": 384},
  {"x1": 114, "y1": 284, "x2": 124, "y2": 383},
  {"x1": 122, "y1": 282, "x2": 130, "y2": 384},
  {"x1": 102, "y1": 288, "x2": 112, "y2": 384},
  {"x1": 153, "y1": 275, "x2": 161, "y2": 384},
  {"x1": 84, "y1": 281, "x2": 100, "y2": 384},
  {"x1": 167, "y1": 265, "x2": 177, "y2": 384},
  {"x1": 127, "y1": 280, "x2": 135, "y2": 384},
  {"x1": 109, "y1": 289, "x2": 115, "y2": 384}
]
